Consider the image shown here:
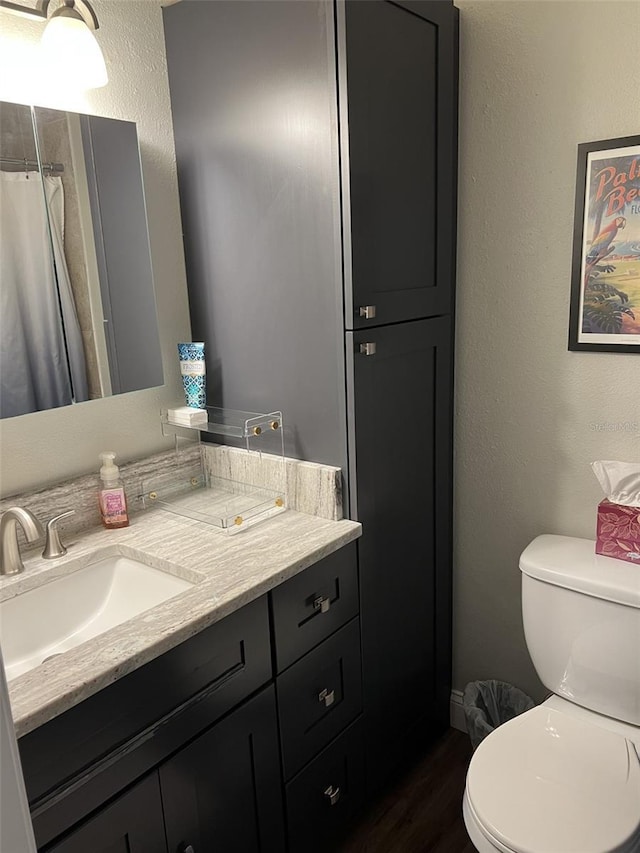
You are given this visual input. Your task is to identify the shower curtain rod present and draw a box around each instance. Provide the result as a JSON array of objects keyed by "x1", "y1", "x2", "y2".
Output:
[{"x1": 0, "y1": 156, "x2": 64, "y2": 173}]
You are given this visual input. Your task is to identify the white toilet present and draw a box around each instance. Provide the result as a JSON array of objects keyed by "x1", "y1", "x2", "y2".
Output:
[{"x1": 463, "y1": 534, "x2": 640, "y2": 853}]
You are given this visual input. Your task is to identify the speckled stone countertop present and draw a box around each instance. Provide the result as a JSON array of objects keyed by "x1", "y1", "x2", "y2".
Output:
[{"x1": 1, "y1": 508, "x2": 361, "y2": 738}]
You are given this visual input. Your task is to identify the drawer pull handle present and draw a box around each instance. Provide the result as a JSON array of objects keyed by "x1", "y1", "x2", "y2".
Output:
[
  {"x1": 313, "y1": 595, "x2": 331, "y2": 614},
  {"x1": 359, "y1": 342, "x2": 376, "y2": 356},
  {"x1": 179, "y1": 845, "x2": 195, "y2": 853},
  {"x1": 324, "y1": 785, "x2": 341, "y2": 806},
  {"x1": 318, "y1": 688, "x2": 335, "y2": 707},
  {"x1": 359, "y1": 305, "x2": 376, "y2": 319}
]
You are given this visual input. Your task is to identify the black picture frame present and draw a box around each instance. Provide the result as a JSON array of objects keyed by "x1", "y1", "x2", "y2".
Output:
[{"x1": 569, "y1": 135, "x2": 640, "y2": 353}]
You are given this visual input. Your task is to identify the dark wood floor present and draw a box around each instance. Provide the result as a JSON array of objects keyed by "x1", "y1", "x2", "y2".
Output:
[{"x1": 340, "y1": 729, "x2": 476, "y2": 853}]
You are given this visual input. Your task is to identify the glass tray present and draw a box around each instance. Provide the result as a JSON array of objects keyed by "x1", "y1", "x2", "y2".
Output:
[
  {"x1": 161, "y1": 407, "x2": 283, "y2": 441},
  {"x1": 140, "y1": 461, "x2": 286, "y2": 533}
]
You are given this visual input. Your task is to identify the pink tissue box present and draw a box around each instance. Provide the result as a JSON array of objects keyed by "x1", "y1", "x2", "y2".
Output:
[{"x1": 595, "y1": 499, "x2": 640, "y2": 563}]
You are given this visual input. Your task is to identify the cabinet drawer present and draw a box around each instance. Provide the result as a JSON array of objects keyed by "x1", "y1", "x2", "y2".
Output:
[
  {"x1": 271, "y1": 543, "x2": 358, "y2": 672},
  {"x1": 285, "y1": 718, "x2": 364, "y2": 853},
  {"x1": 277, "y1": 617, "x2": 362, "y2": 779}
]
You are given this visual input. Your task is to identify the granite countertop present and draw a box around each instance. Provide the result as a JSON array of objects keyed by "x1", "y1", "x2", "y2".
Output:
[{"x1": 0, "y1": 508, "x2": 361, "y2": 738}]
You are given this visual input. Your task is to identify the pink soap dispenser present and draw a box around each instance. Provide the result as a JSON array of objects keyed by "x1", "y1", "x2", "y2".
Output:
[{"x1": 98, "y1": 452, "x2": 129, "y2": 529}]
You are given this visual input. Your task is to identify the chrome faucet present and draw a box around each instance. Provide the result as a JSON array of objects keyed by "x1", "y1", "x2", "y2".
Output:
[
  {"x1": 42, "y1": 510, "x2": 75, "y2": 560},
  {"x1": 0, "y1": 507, "x2": 45, "y2": 576}
]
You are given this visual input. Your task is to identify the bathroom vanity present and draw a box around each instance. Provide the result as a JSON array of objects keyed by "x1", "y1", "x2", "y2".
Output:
[{"x1": 2, "y1": 507, "x2": 361, "y2": 853}]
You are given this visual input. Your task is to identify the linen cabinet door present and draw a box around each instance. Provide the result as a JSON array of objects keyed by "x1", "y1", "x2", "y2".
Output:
[
  {"x1": 348, "y1": 316, "x2": 453, "y2": 792},
  {"x1": 45, "y1": 774, "x2": 167, "y2": 853},
  {"x1": 160, "y1": 686, "x2": 286, "y2": 853},
  {"x1": 339, "y1": 0, "x2": 457, "y2": 328}
]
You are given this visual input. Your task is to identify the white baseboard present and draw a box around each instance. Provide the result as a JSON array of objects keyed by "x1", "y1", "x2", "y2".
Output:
[{"x1": 450, "y1": 689, "x2": 467, "y2": 732}]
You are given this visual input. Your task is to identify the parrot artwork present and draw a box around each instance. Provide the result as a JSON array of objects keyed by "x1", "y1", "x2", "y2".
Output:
[{"x1": 584, "y1": 215, "x2": 626, "y2": 283}]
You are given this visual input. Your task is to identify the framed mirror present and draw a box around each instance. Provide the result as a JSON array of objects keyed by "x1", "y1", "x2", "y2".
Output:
[{"x1": 0, "y1": 101, "x2": 163, "y2": 420}]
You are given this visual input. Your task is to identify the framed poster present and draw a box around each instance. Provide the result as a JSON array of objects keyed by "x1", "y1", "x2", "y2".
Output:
[{"x1": 569, "y1": 135, "x2": 640, "y2": 353}]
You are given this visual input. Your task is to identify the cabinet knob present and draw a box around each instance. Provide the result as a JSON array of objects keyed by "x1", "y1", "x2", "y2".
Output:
[
  {"x1": 324, "y1": 785, "x2": 341, "y2": 806},
  {"x1": 358, "y1": 305, "x2": 377, "y2": 319},
  {"x1": 313, "y1": 595, "x2": 331, "y2": 614},
  {"x1": 359, "y1": 342, "x2": 376, "y2": 356},
  {"x1": 318, "y1": 688, "x2": 335, "y2": 707}
]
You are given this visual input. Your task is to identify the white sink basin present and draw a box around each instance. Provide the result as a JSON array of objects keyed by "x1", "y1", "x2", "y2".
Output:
[{"x1": 0, "y1": 555, "x2": 193, "y2": 681}]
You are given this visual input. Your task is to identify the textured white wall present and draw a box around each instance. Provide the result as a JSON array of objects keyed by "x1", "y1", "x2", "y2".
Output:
[
  {"x1": 0, "y1": 0, "x2": 190, "y2": 496},
  {"x1": 454, "y1": 0, "x2": 640, "y2": 700}
]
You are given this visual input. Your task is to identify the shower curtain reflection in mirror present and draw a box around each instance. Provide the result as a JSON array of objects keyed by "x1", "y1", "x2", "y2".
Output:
[
  {"x1": 0, "y1": 170, "x2": 88, "y2": 419},
  {"x1": 1, "y1": 101, "x2": 164, "y2": 419}
]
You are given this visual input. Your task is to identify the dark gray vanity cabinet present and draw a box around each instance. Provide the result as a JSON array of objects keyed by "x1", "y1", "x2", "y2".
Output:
[
  {"x1": 160, "y1": 686, "x2": 285, "y2": 853},
  {"x1": 46, "y1": 774, "x2": 167, "y2": 853},
  {"x1": 26, "y1": 545, "x2": 361, "y2": 853},
  {"x1": 270, "y1": 544, "x2": 364, "y2": 849},
  {"x1": 164, "y1": 0, "x2": 457, "y2": 809},
  {"x1": 44, "y1": 689, "x2": 286, "y2": 853},
  {"x1": 27, "y1": 596, "x2": 280, "y2": 853},
  {"x1": 24, "y1": 597, "x2": 273, "y2": 847}
]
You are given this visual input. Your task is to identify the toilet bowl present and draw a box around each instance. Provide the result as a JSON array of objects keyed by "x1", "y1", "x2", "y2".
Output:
[
  {"x1": 463, "y1": 535, "x2": 640, "y2": 853},
  {"x1": 464, "y1": 698, "x2": 640, "y2": 852}
]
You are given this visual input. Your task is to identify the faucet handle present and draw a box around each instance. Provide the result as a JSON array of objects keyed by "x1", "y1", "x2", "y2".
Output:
[{"x1": 42, "y1": 511, "x2": 75, "y2": 560}]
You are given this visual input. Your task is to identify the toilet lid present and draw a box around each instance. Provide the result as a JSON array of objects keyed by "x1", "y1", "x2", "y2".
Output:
[{"x1": 466, "y1": 706, "x2": 640, "y2": 853}]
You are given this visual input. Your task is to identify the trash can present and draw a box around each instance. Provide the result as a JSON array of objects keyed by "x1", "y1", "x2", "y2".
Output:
[{"x1": 463, "y1": 680, "x2": 535, "y2": 750}]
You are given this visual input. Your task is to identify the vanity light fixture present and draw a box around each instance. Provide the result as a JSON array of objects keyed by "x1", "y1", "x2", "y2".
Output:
[{"x1": 0, "y1": 0, "x2": 108, "y2": 89}]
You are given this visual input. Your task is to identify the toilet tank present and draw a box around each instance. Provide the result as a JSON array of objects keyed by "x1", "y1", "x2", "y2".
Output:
[{"x1": 520, "y1": 535, "x2": 640, "y2": 726}]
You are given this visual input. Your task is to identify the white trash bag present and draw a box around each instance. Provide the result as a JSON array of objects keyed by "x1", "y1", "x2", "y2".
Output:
[{"x1": 463, "y1": 679, "x2": 535, "y2": 750}]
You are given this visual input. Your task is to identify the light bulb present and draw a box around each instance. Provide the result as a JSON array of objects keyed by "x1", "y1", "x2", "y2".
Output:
[{"x1": 41, "y1": 14, "x2": 108, "y2": 90}]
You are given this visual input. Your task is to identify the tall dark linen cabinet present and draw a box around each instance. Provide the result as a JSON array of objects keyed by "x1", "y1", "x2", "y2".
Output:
[{"x1": 164, "y1": 0, "x2": 458, "y2": 796}]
